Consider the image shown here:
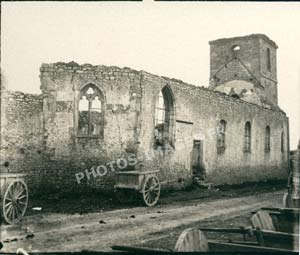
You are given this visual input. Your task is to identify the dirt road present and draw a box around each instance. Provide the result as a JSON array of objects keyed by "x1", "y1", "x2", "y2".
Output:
[{"x1": 1, "y1": 189, "x2": 283, "y2": 252}]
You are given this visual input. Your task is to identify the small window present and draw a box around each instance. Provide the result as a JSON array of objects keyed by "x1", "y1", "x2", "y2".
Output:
[
  {"x1": 281, "y1": 131, "x2": 285, "y2": 153},
  {"x1": 232, "y1": 45, "x2": 240, "y2": 51},
  {"x1": 78, "y1": 84, "x2": 104, "y2": 137},
  {"x1": 154, "y1": 86, "x2": 175, "y2": 149},
  {"x1": 244, "y1": 121, "x2": 251, "y2": 153},
  {"x1": 265, "y1": 126, "x2": 271, "y2": 153},
  {"x1": 217, "y1": 120, "x2": 226, "y2": 154},
  {"x1": 267, "y1": 48, "x2": 271, "y2": 71}
]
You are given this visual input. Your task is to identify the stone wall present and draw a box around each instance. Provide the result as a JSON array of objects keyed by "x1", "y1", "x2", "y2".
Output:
[
  {"x1": 0, "y1": 90, "x2": 44, "y2": 189},
  {"x1": 37, "y1": 62, "x2": 142, "y2": 193},
  {"x1": 139, "y1": 71, "x2": 289, "y2": 186},
  {"x1": 0, "y1": 61, "x2": 290, "y2": 194},
  {"x1": 38, "y1": 62, "x2": 289, "y2": 192},
  {"x1": 209, "y1": 34, "x2": 278, "y2": 106},
  {"x1": 289, "y1": 141, "x2": 300, "y2": 201}
]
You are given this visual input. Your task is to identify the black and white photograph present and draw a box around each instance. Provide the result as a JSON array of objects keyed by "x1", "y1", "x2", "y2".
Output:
[{"x1": 0, "y1": 1, "x2": 300, "y2": 253}]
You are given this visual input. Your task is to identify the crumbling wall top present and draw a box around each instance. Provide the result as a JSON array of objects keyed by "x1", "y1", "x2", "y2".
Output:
[
  {"x1": 209, "y1": 34, "x2": 278, "y2": 49},
  {"x1": 40, "y1": 61, "x2": 140, "y2": 75},
  {"x1": 39, "y1": 62, "x2": 286, "y2": 115}
]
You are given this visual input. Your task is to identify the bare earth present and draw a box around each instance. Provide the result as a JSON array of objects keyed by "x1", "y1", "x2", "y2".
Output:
[{"x1": 1, "y1": 189, "x2": 284, "y2": 252}]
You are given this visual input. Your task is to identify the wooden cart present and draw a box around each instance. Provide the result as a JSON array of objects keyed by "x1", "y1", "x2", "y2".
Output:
[
  {"x1": 112, "y1": 208, "x2": 299, "y2": 253},
  {"x1": 112, "y1": 227, "x2": 298, "y2": 253},
  {"x1": 253, "y1": 207, "x2": 300, "y2": 234},
  {"x1": 0, "y1": 173, "x2": 28, "y2": 224},
  {"x1": 114, "y1": 170, "x2": 160, "y2": 207}
]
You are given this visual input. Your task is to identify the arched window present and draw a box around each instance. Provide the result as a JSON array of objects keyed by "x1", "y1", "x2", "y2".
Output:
[
  {"x1": 217, "y1": 120, "x2": 226, "y2": 154},
  {"x1": 244, "y1": 121, "x2": 251, "y2": 153},
  {"x1": 154, "y1": 86, "x2": 175, "y2": 149},
  {"x1": 265, "y1": 126, "x2": 271, "y2": 153},
  {"x1": 267, "y1": 48, "x2": 271, "y2": 71},
  {"x1": 281, "y1": 131, "x2": 285, "y2": 153},
  {"x1": 232, "y1": 45, "x2": 240, "y2": 57},
  {"x1": 78, "y1": 84, "x2": 104, "y2": 137}
]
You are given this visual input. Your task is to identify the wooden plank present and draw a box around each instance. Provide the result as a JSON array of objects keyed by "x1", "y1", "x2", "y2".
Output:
[
  {"x1": 138, "y1": 174, "x2": 145, "y2": 190},
  {"x1": 111, "y1": 245, "x2": 170, "y2": 252},
  {"x1": 115, "y1": 170, "x2": 159, "y2": 175},
  {"x1": 200, "y1": 227, "x2": 299, "y2": 238},
  {"x1": 0, "y1": 174, "x2": 27, "y2": 196},
  {"x1": 174, "y1": 228, "x2": 209, "y2": 252},
  {"x1": 251, "y1": 210, "x2": 281, "y2": 216},
  {"x1": 254, "y1": 228, "x2": 265, "y2": 246},
  {"x1": 114, "y1": 184, "x2": 139, "y2": 190},
  {"x1": 0, "y1": 173, "x2": 27, "y2": 178},
  {"x1": 261, "y1": 207, "x2": 300, "y2": 215},
  {"x1": 200, "y1": 227, "x2": 252, "y2": 235},
  {"x1": 229, "y1": 241, "x2": 259, "y2": 246},
  {"x1": 260, "y1": 230, "x2": 299, "y2": 250},
  {"x1": 208, "y1": 241, "x2": 295, "y2": 253},
  {"x1": 200, "y1": 226, "x2": 299, "y2": 248},
  {"x1": 262, "y1": 230, "x2": 299, "y2": 239},
  {"x1": 270, "y1": 207, "x2": 300, "y2": 212},
  {"x1": 262, "y1": 207, "x2": 299, "y2": 234}
]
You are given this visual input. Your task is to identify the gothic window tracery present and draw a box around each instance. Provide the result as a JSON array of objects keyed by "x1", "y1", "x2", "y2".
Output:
[{"x1": 78, "y1": 84, "x2": 104, "y2": 137}]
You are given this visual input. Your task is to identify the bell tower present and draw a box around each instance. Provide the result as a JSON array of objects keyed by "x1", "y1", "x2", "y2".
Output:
[{"x1": 209, "y1": 34, "x2": 278, "y2": 106}]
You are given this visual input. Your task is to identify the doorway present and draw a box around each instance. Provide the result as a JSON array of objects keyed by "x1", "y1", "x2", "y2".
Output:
[{"x1": 192, "y1": 140, "x2": 205, "y2": 180}]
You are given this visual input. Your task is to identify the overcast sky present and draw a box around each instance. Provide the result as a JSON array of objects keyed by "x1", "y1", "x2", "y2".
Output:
[{"x1": 1, "y1": 2, "x2": 300, "y2": 149}]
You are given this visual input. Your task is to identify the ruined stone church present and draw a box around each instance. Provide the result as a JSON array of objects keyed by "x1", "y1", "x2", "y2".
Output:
[{"x1": 0, "y1": 34, "x2": 290, "y2": 193}]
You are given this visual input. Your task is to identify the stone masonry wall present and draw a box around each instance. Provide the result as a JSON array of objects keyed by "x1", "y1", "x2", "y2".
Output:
[
  {"x1": 0, "y1": 62, "x2": 290, "y2": 194},
  {"x1": 38, "y1": 62, "x2": 142, "y2": 193},
  {"x1": 0, "y1": 90, "x2": 44, "y2": 189},
  {"x1": 209, "y1": 35, "x2": 261, "y2": 88},
  {"x1": 139, "y1": 71, "x2": 289, "y2": 186},
  {"x1": 209, "y1": 34, "x2": 278, "y2": 106},
  {"x1": 259, "y1": 37, "x2": 278, "y2": 106}
]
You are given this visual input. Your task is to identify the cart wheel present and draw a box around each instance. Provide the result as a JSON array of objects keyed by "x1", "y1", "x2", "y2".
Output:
[
  {"x1": 175, "y1": 228, "x2": 209, "y2": 252},
  {"x1": 2, "y1": 180, "x2": 28, "y2": 224},
  {"x1": 142, "y1": 175, "x2": 160, "y2": 207}
]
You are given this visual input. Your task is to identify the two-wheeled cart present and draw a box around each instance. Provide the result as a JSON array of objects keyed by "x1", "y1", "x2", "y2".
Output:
[
  {"x1": 114, "y1": 170, "x2": 160, "y2": 207},
  {"x1": 0, "y1": 173, "x2": 28, "y2": 224}
]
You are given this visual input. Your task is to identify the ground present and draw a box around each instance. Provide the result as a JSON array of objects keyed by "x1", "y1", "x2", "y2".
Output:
[{"x1": 1, "y1": 181, "x2": 286, "y2": 252}]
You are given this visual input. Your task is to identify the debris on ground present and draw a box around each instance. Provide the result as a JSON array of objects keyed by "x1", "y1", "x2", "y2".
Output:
[
  {"x1": 23, "y1": 180, "x2": 285, "y2": 215},
  {"x1": 25, "y1": 233, "x2": 35, "y2": 240},
  {"x1": 129, "y1": 215, "x2": 135, "y2": 218},
  {"x1": 32, "y1": 207, "x2": 42, "y2": 211},
  {"x1": 1, "y1": 188, "x2": 283, "y2": 252},
  {"x1": 193, "y1": 178, "x2": 214, "y2": 190},
  {"x1": 3, "y1": 238, "x2": 18, "y2": 243}
]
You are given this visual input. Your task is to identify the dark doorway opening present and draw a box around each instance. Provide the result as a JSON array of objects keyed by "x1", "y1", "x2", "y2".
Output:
[{"x1": 192, "y1": 140, "x2": 205, "y2": 180}]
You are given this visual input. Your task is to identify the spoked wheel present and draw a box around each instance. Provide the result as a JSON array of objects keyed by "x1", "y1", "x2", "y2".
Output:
[
  {"x1": 2, "y1": 180, "x2": 28, "y2": 224},
  {"x1": 142, "y1": 175, "x2": 160, "y2": 207}
]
